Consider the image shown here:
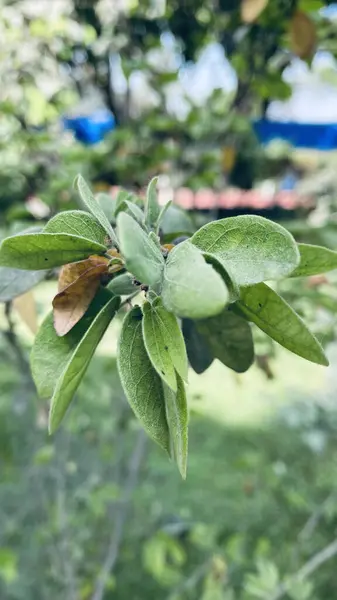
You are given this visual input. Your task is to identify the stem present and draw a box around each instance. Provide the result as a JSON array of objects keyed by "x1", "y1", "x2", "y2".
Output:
[
  {"x1": 119, "y1": 292, "x2": 139, "y2": 309},
  {"x1": 166, "y1": 559, "x2": 211, "y2": 600},
  {"x1": 271, "y1": 537, "x2": 337, "y2": 600},
  {"x1": 2, "y1": 302, "x2": 34, "y2": 387},
  {"x1": 91, "y1": 430, "x2": 147, "y2": 600}
]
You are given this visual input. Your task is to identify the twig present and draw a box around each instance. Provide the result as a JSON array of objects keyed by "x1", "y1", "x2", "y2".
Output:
[
  {"x1": 166, "y1": 559, "x2": 211, "y2": 600},
  {"x1": 271, "y1": 537, "x2": 337, "y2": 600},
  {"x1": 298, "y1": 492, "x2": 336, "y2": 543},
  {"x1": 91, "y1": 430, "x2": 147, "y2": 600},
  {"x1": 2, "y1": 301, "x2": 34, "y2": 386},
  {"x1": 55, "y1": 473, "x2": 78, "y2": 600},
  {"x1": 55, "y1": 434, "x2": 78, "y2": 600},
  {"x1": 119, "y1": 292, "x2": 140, "y2": 309}
]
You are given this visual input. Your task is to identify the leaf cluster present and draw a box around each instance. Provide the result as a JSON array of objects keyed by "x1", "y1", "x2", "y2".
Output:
[{"x1": 1, "y1": 175, "x2": 336, "y2": 476}]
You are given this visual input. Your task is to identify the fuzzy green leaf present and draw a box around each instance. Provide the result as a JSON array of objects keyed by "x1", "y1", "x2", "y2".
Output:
[
  {"x1": 192, "y1": 215, "x2": 300, "y2": 286},
  {"x1": 75, "y1": 174, "x2": 117, "y2": 244},
  {"x1": 31, "y1": 290, "x2": 115, "y2": 399},
  {"x1": 149, "y1": 231, "x2": 161, "y2": 249},
  {"x1": 114, "y1": 190, "x2": 131, "y2": 217},
  {"x1": 237, "y1": 283, "x2": 329, "y2": 366},
  {"x1": 291, "y1": 243, "x2": 337, "y2": 277},
  {"x1": 117, "y1": 212, "x2": 164, "y2": 287},
  {"x1": 108, "y1": 273, "x2": 136, "y2": 296},
  {"x1": 182, "y1": 319, "x2": 214, "y2": 374},
  {"x1": 160, "y1": 204, "x2": 194, "y2": 242},
  {"x1": 117, "y1": 306, "x2": 170, "y2": 453},
  {"x1": 96, "y1": 193, "x2": 116, "y2": 222},
  {"x1": 162, "y1": 241, "x2": 228, "y2": 319},
  {"x1": 125, "y1": 200, "x2": 145, "y2": 226},
  {"x1": 0, "y1": 267, "x2": 46, "y2": 302},
  {"x1": 44, "y1": 210, "x2": 108, "y2": 246},
  {"x1": 142, "y1": 298, "x2": 188, "y2": 391},
  {"x1": 196, "y1": 309, "x2": 254, "y2": 373},
  {"x1": 203, "y1": 252, "x2": 240, "y2": 303},
  {"x1": 164, "y1": 374, "x2": 188, "y2": 479},
  {"x1": 145, "y1": 176, "x2": 161, "y2": 227},
  {"x1": 155, "y1": 200, "x2": 172, "y2": 232},
  {"x1": 31, "y1": 289, "x2": 120, "y2": 432},
  {"x1": 0, "y1": 233, "x2": 107, "y2": 270}
]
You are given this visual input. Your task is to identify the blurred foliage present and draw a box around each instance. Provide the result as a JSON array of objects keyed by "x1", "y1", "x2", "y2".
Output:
[
  {"x1": 2, "y1": 0, "x2": 337, "y2": 223},
  {"x1": 1, "y1": 321, "x2": 337, "y2": 599}
]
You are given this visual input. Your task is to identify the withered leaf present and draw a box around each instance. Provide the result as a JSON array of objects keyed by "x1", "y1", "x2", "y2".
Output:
[
  {"x1": 241, "y1": 0, "x2": 269, "y2": 23},
  {"x1": 290, "y1": 11, "x2": 316, "y2": 59},
  {"x1": 53, "y1": 255, "x2": 110, "y2": 336}
]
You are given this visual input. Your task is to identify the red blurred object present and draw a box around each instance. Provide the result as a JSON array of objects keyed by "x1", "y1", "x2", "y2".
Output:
[{"x1": 108, "y1": 185, "x2": 312, "y2": 212}]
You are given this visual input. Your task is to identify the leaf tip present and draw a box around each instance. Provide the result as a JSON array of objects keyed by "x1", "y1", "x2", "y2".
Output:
[
  {"x1": 48, "y1": 413, "x2": 57, "y2": 436},
  {"x1": 178, "y1": 461, "x2": 187, "y2": 480},
  {"x1": 73, "y1": 173, "x2": 83, "y2": 190},
  {"x1": 320, "y1": 354, "x2": 330, "y2": 368}
]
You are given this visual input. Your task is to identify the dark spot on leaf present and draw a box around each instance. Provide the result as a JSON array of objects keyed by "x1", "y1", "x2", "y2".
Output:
[
  {"x1": 161, "y1": 370, "x2": 165, "y2": 375},
  {"x1": 44, "y1": 258, "x2": 48, "y2": 261},
  {"x1": 165, "y1": 346, "x2": 168, "y2": 351},
  {"x1": 258, "y1": 303, "x2": 262, "y2": 308},
  {"x1": 133, "y1": 314, "x2": 142, "y2": 321}
]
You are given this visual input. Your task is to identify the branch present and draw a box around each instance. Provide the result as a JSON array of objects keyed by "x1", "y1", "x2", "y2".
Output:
[
  {"x1": 2, "y1": 301, "x2": 34, "y2": 387},
  {"x1": 55, "y1": 446, "x2": 79, "y2": 600},
  {"x1": 166, "y1": 559, "x2": 211, "y2": 600},
  {"x1": 119, "y1": 292, "x2": 140, "y2": 309},
  {"x1": 91, "y1": 430, "x2": 147, "y2": 600},
  {"x1": 298, "y1": 492, "x2": 336, "y2": 543},
  {"x1": 271, "y1": 537, "x2": 337, "y2": 600}
]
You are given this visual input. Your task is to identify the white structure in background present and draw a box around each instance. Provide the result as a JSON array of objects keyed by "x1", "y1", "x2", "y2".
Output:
[{"x1": 268, "y1": 52, "x2": 337, "y2": 124}]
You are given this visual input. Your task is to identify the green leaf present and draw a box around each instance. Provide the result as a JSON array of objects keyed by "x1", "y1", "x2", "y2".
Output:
[
  {"x1": 117, "y1": 306, "x2": 170, "y2": 453},
  {"x1": 160, "y1": 204, "x2": 194, "y2": 242},
  {"x1": 164, "y1": 374, "x2": 188, "y2": 479},
  {"x1": 96, "y1": 193, "x2": 116, "y2": 222},
  {"x1": 0, "y1": 267, "x2": 46, "y2": 302},
  {"x1": 237, "y1": 283, "x2": 329, "y2": 366},
  {"x1": 125, "y1": 200, "x2": 145, "y2": 226},
  {"x1": 191, "y1": 215, "x2": 300, "y2": 286},
  {"x1": 155, "y1": 200, "x2": 172, "y2": 233},
  {"x1": 142, "y1": 298, "x2": 188, "y2": 391},
  {"x1": 117, "y1": 212, "x2": 164, "y2": 287},
  {"x1": 44, "y1": 210, "x2": 108, "y2": 246},
  {"x1": 75, "y1": 174, "x2": 117, "y2": 244},
  {"x1": 162, "y1": 241, "x2": 228, "y2": 319},
  {"x1": 203, "y1": 252, "x2": 240, "y2": 303},
  {"x1": 291, "y1": 243, "x2": 337, "y2": 277},
  {"x1": 0, "y1": 233, "x2": 107, "y2": 270},
  {"x1": 145, "y1": 176, "x2": 161, "y2": 227},
  {"x1": 196, "y1": 309, "x2": 254, "y2": 373},
  {"x1": 114, "y1": 190, "x2": 130, "y2": 217},
  {"x1": 108, "y1": 273, "x2": 136, "y2": 296},
  {"x1": 31, "y1": 289, "x2": 120, "y2": 432},
  {"x1": 182, "y1": 319, "x2": 214, "y2": 374},
  {"x1": 149, "y1": 231, "x2": 161, "y2": 249}
]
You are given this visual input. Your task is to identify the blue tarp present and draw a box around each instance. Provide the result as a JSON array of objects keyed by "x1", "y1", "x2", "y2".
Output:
[
  {"x1": 63, "y1": 109, "x2": 115, "y2": 144},
  {"x1": 254, "y1": 119, "x2": 337, "y2": 151},
  {"x1": 63, "y1": 110, "x2": 337, "y2": 151}
]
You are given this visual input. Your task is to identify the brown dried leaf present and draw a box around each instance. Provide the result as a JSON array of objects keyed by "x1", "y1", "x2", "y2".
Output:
[
  {"x1": 290, "y1": 11, "x2": 317, "y2": 59},
  {"x1": 241, "y1": 0, "x2": 269, "y2": 23},
  {"x1": 53, "y1": 255, "x2": 109, "y2": 336}
]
